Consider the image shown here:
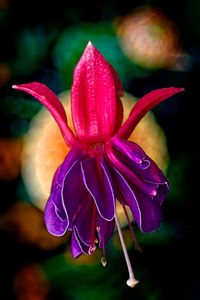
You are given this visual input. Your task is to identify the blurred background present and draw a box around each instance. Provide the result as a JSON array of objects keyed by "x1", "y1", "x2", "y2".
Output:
[{"x1": 0, "y1": 0, "x2": 199, "y2": 299}]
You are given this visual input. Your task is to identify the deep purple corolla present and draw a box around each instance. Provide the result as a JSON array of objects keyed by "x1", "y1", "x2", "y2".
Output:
[{"x1": 13, "y1": 42, "x2": 184, "y2": 286}]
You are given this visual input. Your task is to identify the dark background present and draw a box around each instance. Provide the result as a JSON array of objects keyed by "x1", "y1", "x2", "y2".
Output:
[{"x1": 0, "y1": 0, "x2": 199, "y2": 299}]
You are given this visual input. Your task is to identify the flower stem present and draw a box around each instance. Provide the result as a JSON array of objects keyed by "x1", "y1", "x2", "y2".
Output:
[{"x1": 114, "y1": 213, "x2": 139, "y2": 287}]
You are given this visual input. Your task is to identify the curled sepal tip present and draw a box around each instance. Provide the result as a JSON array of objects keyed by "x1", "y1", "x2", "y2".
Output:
[
  {"x1": 116, "y1": 87, "x2": 184, "y2": 140},
  {"x1": 12, "y1": 82, "x2": 77, "y2": 147}
]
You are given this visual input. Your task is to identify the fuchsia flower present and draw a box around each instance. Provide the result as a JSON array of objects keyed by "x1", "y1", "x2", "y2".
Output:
[{"x1": 13, "y1": 42, "x2": 184, "y2": 287}]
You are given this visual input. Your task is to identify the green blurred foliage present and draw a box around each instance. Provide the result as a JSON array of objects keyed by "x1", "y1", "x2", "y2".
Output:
[
  {"x1": 0, "y1": 96, "x2": 41, "y2": 119},
  {"x1": 11, "y1": 27, "x2": 56, "y2": 76},
  {"x1": 167, "y1": 153, "x2": 190, "y2": 205},
  {"x1": 43, "y1": 253, "x2": 121, "y2": 300}
]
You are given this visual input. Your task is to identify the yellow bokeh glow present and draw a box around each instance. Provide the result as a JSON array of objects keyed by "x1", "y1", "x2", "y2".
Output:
[{"x1": 116, "y1": 6, "x2": 180, "y2": 69}]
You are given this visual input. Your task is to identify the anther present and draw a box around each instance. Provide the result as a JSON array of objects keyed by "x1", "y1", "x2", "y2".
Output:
[
  {"x1": 88, "y1": 245, "x2": 96, "y2": 255},
  {"x1": 135, "y1": 245, "x2": 143, "y2": 253},
  {"x1": 94, "y1": 238, "x2": 99, "y2": 244},
  {"x1": 96, "y1": 226, "x2": 101, "y2": 232},
  {"x1": 118, "y1": 192, "x2": 141, "y2": 251},
  {"x1": 151, "y1": 190, "x2": 157, "y2": 196},
  {"x1": 101, "y1": 256, "x2": 107, "y2": 267},
  {"x1": 126, "y1": 277, "x2": 139, "y2": 288}
]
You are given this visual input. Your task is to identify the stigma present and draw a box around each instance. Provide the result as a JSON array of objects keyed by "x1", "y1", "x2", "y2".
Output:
[{"x1": 114, "y1": 212, "x2": 139, "y2": 287}]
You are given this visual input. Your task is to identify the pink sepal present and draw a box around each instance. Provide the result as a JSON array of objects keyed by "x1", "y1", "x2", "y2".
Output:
[
  {"x1": 71, "y1": 42, "x2": 123, "y2": 144},
  {"x1": 12, "y1": 82, "x2": 77, "y2": 147},
  {"x1": 116, "y1": 87, "x2": 184, "y2": 140}
]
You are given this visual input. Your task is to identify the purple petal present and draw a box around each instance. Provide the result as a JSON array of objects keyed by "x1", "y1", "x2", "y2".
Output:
[
  {"x1": 71, "y1": 230, "x2": 83, "y2": 258},
  {"x1": 81, "y1": 157, "x2": 115, "y2": 221},
  {"x1": 62, "y1": 160, "x2": 90, "y2": 231},
  {"x1": 49, "y1": 166, "x2": 67, "y2": 221},
  {"x1": 72, "y1": 195, "x2": 93, "y2": 246},
  {"x1": 71, "y1": 227, "x2": 90, "y2": 258},
  {"x1": 57, "y1": 146, "x2": 85, "y2": 186},
  {"x1": 97, "y1": 215, "x2": 115, "y2": 248},
  {"x1": 111, "y1": 167, "x2": 141, "y2": 227},
  {"x1": 107, "y1": 138, "x2": 169, "y2": 205},
  {"x1": 147, "y1": 158, "x2": 169, "y2": 204},
  {"x1": 112, "y1": 167, "x2": 163, "y2": 233},
  {"x1": 141, "y1": 157, "x2": 169, "y2": 185},
  {"x1": 134, "y1": 188, "x2": 163, "y2": 233},
  {"x1": 110, "y1": 136, "x2": 150, "y2": 170},
  {"x1": 154, "y1": 182, "x2": 169, "y2": 205},
  {"x1": 106, "y1": 139, "x2": 169, "y2": 201},
  {"x1": 49, "y1": 146, "x2": 87, "y2": 223},
  {"x1": 44, "y1": 195, "x2": 69, "y2": 236},
  {"x1": 52, "y1": 185, "x2": 67, "y2": 221},
  {"x1": 51, "y1": 165, "x2": 61, "y2": 192},
  {"x1": 110, "y1": 137, "x2": 168, "y2": 185}
]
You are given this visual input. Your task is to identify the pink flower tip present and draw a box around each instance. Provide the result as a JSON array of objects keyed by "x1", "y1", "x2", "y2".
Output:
[{"x1": 87, "y1": 40, "x2": 93, "y2": 47}]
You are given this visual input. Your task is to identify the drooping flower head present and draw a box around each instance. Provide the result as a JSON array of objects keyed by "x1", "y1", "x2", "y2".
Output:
[{"x1": 13, "y1": 42, "x2": 184, "y2": 287}]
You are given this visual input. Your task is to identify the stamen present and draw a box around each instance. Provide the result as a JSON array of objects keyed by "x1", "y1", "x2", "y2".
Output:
[
  {"x1": 151, "y1": 190, "x2": 157, "y2": 196},
  {"x1": 114, "y1": 213, "x2": 139, "y2": 287},
  {"x1": 96, "y1": 226, "x2": 101, "y2": 232},
  {"x1": 89, "y1": 145, "x2": 96, "y2": 158},
  {"x1": 101, "y1": 218, "x2": 105, "y2": 256},
  {"x1": 94, "y1": 238, "x2": 99, "y2": 244},
  {"x1": 101, "y1": 256, "x2": 107, "y2": 267},
  {"x1": 115, "y1": 186, "x2": 142, "y2": 252},
  {"x1": 90, "y1": 202, "x2": 97, "y2": 246},
  {"x1": 71, "y1": 201, "x2": 86, "y2": 224},
  {"x1": 120, "y1": 200, "x2": 142, "y2": 252},
  {"x1": 88, "y1": 245, "x2": 96, "y2": 255},
  {"x1": 95, "y1": 147, "x2": 107, "y2": 258}
]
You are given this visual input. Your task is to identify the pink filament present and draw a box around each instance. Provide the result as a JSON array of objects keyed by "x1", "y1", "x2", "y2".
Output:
[
  {"x1": 121, "y1": 201, "x2": 141, "y2": 251},
  {"x1": 101, "y1": 218, "x2": 105, "y2": 256},
  {"x1": 95, "y1": 145, "x2": 106, "y2": 256},
  {"x1": 91, "y1": 202, "x2": 97, "y2": 246},
  {"x1": 116, "y1": 186, "x2": 140, "y2": 250},
  {"x1": 114, "y1": 212, "x2": 138, "y2": 287},
  {"x1": 71, "y1": 201, "x2": 85, "y2": 225}
]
